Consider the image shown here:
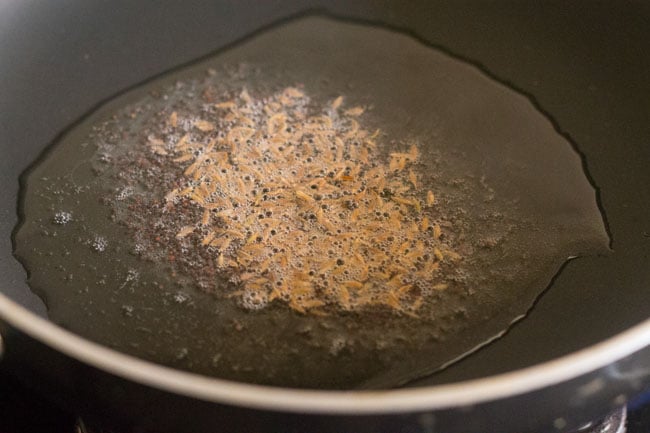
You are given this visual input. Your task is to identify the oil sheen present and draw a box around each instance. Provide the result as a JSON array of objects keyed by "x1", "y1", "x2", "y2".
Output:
[{"x1": 13, "y1": 17, "x2": 610, "y2": 389}]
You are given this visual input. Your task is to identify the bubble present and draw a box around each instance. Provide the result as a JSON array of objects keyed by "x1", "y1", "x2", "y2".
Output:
[
  {"x1": 240, "y1": 289, "x2": 268, "y2": 311},
  {"x1": 173, "y1": 292, "x2": 190, "y2": 304},
  {"x1": 329, "y1": 336, "x2": 347, "y2": 356},
  {"x1": 125, "y1": 269, "x2": 140, "y2": 282},
  {"x1": 91, "y1": 236, "x2": 108, "y2": 252},
  {"x1": 116, "y1": 186, "x2": 134, "y2": 200},
  {"x1": 53, "y1": 211, "x2": 72, "y2": 225},
  {"x1": 176, "y1": 347, "x2": 189, "y2": 360}
]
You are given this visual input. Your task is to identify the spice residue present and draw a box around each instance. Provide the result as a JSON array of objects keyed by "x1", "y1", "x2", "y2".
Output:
[{"x1": 151, "y1": 86, "x2": 458, "y2": 315}]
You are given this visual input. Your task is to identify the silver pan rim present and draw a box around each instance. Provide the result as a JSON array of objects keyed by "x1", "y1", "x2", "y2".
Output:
[{"x1": 1, "y1": 292, "x2": 649, "y2": 414}]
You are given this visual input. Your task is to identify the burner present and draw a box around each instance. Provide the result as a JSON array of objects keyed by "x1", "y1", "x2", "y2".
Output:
[
  {"x1": 571, "y1": 407, "x2": 627, "y2": 433},
  {"x1": 75, "y1": 418, "x2": 117, "y2": 433}
]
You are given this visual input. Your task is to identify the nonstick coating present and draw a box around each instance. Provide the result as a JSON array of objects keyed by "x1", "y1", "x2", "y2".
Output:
[{"x1": 1, "y1": 1, "x2": 649, "y2": 432}]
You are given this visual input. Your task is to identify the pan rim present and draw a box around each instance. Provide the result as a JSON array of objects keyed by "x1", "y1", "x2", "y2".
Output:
[{"x1": 1, "y1": 292, "x2": 650, "y2": 413}]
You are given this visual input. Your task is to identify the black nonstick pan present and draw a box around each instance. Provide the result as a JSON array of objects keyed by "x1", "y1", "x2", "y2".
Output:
[{"x1": 1, "y1": 1, "x2": 649, "y2": 432}]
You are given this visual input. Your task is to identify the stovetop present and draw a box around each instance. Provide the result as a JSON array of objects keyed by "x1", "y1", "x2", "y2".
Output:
[{"x1": 0, "y1": 370, "x2": 645, "y2": 433}]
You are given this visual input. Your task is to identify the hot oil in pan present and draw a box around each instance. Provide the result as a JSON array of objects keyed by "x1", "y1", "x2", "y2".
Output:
[{"x1": 13, "y1": 17, "x2": 610, "y2": 389}]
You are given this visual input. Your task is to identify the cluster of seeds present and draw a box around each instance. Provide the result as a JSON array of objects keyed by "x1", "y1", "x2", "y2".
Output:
[{"x1": 148, "y1": 86, "x2": 459, "y2": 316}]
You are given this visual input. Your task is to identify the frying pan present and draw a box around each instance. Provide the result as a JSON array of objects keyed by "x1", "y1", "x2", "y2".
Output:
[{"x1": 1, "y1": 1, "x2": 649, "y2": 432}]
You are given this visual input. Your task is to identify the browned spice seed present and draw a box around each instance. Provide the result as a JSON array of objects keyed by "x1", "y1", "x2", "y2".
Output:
[{"x1": 154, "y1": 86, "x2": 458, "y2": 315}]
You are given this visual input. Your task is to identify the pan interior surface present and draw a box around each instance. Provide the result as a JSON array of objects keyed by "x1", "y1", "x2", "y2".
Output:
[{"x1": 11, "y1": 16, "x2": 611, "y2": 389}]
